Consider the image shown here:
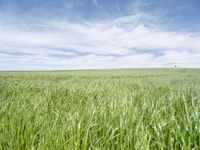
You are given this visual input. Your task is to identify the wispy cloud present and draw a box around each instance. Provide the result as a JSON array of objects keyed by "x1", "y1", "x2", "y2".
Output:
[
  {"x1": 91, "y1": 0, "x2": 100, "y2": 8},
  {"x1": 0, "y1": 0, "x2": 200, "y2": 70}
]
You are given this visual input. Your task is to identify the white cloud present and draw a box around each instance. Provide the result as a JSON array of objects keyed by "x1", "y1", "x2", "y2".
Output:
[
  {"x1": 156, "y1": 51, "x2": 200, "y2": 67},
  {"x1": 0, "y1": 13, "x2": 200, "y2": 70}
]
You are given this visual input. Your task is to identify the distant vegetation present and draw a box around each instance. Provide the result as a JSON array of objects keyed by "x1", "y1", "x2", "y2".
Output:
[{"x1": 0, "y1": 69, "x2": 200, "y2": 149}]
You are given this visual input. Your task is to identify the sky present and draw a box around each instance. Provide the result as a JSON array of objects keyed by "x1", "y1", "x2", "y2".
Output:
[{"x1": 0, "y1": 0, "x2": 200, "y2": 70}]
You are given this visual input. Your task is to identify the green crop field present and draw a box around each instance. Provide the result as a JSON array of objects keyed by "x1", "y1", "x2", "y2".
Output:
[{"x1": 0, "y1": 69, "x2": 200, "y2": 150}]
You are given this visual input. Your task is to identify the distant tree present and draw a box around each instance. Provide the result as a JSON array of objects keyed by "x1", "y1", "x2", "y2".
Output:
[{"x1": 174, "y1": 65, "x2": 177, "y2": 68}]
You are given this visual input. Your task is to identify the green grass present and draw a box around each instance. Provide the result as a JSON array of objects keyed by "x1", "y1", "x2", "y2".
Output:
[{"x1": 0, "y1": 68, "x2": 200, "y2": 150}]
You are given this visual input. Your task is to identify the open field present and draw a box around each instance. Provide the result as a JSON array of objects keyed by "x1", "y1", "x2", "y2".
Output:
[{"x1": 0, "y1": 69, "x2": 200, "y2": 149}]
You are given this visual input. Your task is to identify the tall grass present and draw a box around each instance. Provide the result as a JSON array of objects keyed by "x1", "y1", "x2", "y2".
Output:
[{"x1": 0, "y1": 69, "x2": 200, "y2": 149}]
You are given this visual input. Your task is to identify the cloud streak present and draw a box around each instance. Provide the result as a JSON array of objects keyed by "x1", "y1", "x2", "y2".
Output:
[{"x1": 0, "y1": 1, "x2": 200, "y2": 70}]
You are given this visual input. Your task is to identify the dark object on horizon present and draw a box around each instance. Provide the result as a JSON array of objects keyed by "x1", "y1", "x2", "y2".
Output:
[{"x1": 174, "y1": 65, "x2": 177, "y2": 68}]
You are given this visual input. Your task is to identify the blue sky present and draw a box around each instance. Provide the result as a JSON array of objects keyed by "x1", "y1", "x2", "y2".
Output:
[{"x1": 0, "y1": 0, "x2": 200, "y2": 70}]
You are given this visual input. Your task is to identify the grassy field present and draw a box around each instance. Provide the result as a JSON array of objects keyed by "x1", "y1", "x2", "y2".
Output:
[{"x1": 0, "y1": 68, "x2": 200, "y2": 150}]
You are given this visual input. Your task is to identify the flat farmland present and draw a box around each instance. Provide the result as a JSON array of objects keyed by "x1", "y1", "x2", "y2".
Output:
[{"x1": 0, "y1": 69, "x2": 200, "y2": 149}]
